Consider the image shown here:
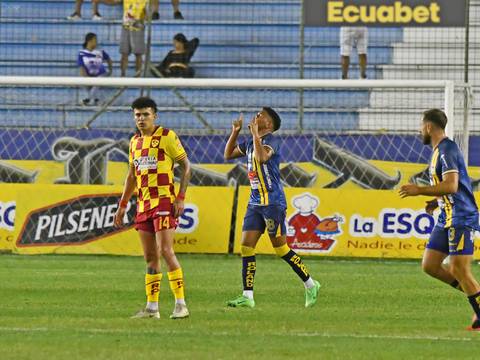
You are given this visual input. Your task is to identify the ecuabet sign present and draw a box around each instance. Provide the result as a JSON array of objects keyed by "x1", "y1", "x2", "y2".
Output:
[{"x1": 305, "y1": 0, "x2": 466, "y2": 27}]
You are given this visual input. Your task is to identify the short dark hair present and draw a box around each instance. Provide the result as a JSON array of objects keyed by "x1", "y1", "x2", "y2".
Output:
[
  {"x1": 423, "y1": 108, "x2": 447, "y2": 130},
  {"x1": 83, "y1": 32, "x2": 96, "y2": 48},
  {"x1": 263, "y1": 107, "x2": 281, "y2": 132},
  {"x1": 173, "y1": 33, "x2": 188, "y2": 45},
  {"x1": 131, "y1": 97, "x2": 157, "y2": 113}
]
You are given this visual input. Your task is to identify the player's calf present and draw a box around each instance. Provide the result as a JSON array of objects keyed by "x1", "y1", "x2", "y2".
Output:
[{"x1": 273, "y1": 243, "x2": 321, "y2": 306}]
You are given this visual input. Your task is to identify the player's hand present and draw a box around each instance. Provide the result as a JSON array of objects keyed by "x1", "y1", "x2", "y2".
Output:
[
  {"x1": 398, "y1": 184, "x2": 421, "y2": 198},
  {"x1": 248, "y1": 117, "x2": 259, "y2": 137},
  {"x1": 232, "y1": 114, "x2": 243, "y2": 133},
  {"x1": 173, "y1": 198, "x2": 185, "y2": 218},
  {"x1": 425, "y1": 199, "x2": 439, "y2": 215},
  {"x1": 114, "y1": 207, "x2": 126, "y2": 228}
]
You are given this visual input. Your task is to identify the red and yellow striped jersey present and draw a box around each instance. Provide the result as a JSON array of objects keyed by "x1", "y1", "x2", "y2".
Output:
[{"x1": 129, "y1": 126, "x2": 187, "y2": 213}]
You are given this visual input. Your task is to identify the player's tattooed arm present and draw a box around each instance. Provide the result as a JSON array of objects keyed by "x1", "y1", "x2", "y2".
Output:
[{"x1": 224, "y1": 114, "x2": 245, "y2": 160}]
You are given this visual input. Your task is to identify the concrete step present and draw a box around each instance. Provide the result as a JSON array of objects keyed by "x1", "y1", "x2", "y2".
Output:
[
  {"x1": 0, "y1": 42, "x2": 393, "y2": 65},
  {"x1": 0, "y1": 106, "x2": 358, "y2": 131},
  {"x1": 0, "y1": 62, "x2": 383, "y2": 79},
  {"x1": 0, "y1": 87, "x2": 370, "y2": 108},
  {"x1": 1, "y1": 0, "x2": 300, "y2": 22},
  {"x1": 0, "y1": 20, "x2": 402, "y2": 46}
]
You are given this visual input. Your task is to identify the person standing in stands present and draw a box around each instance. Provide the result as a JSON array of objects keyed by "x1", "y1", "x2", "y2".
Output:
[
  {"x1": 68, "y1": 0, "x2": 183, "y2": 20},
  {"x1": 151, "y1": 0, "x2": 184, "y2": 20},
  {"x1": 340, "y1": 27, "x2": 368, "y2": 79},
  {"x1": 120, "y1": 0, "x2": 147, "y2": 76},
  {"x1": 67, "y1": 0, "x2": 122, "y2": 20},
  {"x1": 78, "y1": 32, "x2": 112, "y2": 105}
]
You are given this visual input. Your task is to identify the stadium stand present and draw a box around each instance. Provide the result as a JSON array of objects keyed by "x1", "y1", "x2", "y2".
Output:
[
  {"x1": 0, "y1": 0, "x2": 478, "y2": 134},
  {"x1": 0, "y1": 0, "x2": 402, "y2": 130}
]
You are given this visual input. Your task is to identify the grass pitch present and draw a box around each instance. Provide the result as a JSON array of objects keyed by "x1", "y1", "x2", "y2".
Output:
[{"x1": 1, "y1": 254, "x2": 479, "y2": 359}]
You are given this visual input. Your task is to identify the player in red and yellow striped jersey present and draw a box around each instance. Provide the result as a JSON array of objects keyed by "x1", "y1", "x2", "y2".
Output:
[{"x1": 114, "y1": 96, "x2": 191, "y2": 320}]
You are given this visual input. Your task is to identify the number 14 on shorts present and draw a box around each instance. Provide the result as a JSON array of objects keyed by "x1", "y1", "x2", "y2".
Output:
[{"x1": 154, "y1": 215, "x2": 177, "y2": 230}]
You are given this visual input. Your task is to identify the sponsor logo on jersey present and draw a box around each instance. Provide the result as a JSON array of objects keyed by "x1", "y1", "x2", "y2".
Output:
[{"x1": 133, "y1": 156, "x2": 157, "y2": 171}]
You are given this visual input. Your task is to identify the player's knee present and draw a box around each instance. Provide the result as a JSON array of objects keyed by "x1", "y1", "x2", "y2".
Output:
[
  {"x1": 421, "y1": 260, "x2": 439, "y2": 277},
  {"x1": 144, "y1": 251, "x2": 160, "y2": 265},
  {"x1": 241, "y1": 246, "x2": 255, "y2": 257},
  {"x1": 161, "y1": 245, "x2": 176, "y2": 260}
]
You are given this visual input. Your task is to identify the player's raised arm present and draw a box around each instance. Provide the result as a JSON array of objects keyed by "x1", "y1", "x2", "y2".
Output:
[
  {"x1": 224, "y1": 114, "x2": 245, "y2": 160},
  {"x1": 249, "y1": 116, "x2": 273, "y2": 164}
]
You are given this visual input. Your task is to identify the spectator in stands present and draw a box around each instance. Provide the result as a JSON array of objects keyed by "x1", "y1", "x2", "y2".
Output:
[
  {"x1": 67, "y1": 0, "x2": 183, "y2": 21},
  {"x1": 151, "y1": 0, "x2": 184, "y2": 20},
  {"x1": 340, "y1": 27, "x2": 368, "y2": 79},
  {"x1": 67, "y1": 0, "x2": 122, "y2": 20},
  {"x1": 78, "y1": 32, "x2": 113, "y2": 105},
  {"x1": 154, "y1": 33, "x2": 199, "y2": 78},
  {"x1": 120, "y1": 0, "x2": 147, "y2": 76}
]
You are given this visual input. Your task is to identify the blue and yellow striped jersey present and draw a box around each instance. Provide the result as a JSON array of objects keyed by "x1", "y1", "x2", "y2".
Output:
[
  {"x1": 238, "y1": 133, "x2": 286, "y2": 208},
  {"x1": 429, "y1": 138, "x2": 479, "y2": 229}
]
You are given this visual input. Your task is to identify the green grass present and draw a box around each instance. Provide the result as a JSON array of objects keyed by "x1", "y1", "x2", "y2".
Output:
[{"x1": 1, "y1": 254, "x2": 479, "y2": 359}]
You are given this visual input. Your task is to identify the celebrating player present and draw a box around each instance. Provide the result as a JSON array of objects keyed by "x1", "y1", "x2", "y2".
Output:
[
  {"x1": 114, "y1": 96, "x2": 191, "y2": 319},
  {"x1": 399, "y1": 109, "x2": 480, "y2": 330},
  {"x1": 224, "y1": 108, "x2": 321, "y2": 308}
]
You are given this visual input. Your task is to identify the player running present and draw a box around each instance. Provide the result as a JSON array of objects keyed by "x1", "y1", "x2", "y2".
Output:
[
  {"x1": 224, "y1": 107, "x2": 321, "y2": 308},
  {"x1": 399, "y1": 109, "x2": 480, "y2": 330},
  {"x1": 114, "y1": 96, "x2": 191, "y2": 320}
]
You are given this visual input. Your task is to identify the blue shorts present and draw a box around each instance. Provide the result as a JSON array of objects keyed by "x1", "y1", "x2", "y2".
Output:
[
  {"x1": 242, "y1": 204, "x2": 286, "y2": 237},
  {"x1": 426, "y1": 225, "x2": 475, "y2": 256}
]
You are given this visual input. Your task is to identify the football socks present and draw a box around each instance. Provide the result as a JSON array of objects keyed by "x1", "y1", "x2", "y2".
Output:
[
  {"x1": 241, "y1": 246, "x2": 256, "y2": 291},
  {"x1": 168, "y1": 268, "x2": 185, "y2": 304},
  {"x1": 274, "y1": 244, "x2": 311, "y2": 282}
]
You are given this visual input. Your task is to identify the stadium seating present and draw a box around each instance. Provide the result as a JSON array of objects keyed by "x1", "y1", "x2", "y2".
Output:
[
  {"x1": 1, "y1": 0, "x2": 479, "y2": 132},
  {"x1": 0, "y1": 0, "x2": 400, "y2": 129}
]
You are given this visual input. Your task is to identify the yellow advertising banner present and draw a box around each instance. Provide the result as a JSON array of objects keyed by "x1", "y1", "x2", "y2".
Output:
[
  {"x1": 234, "y1": 187, "x2": 480, "y2": 259},
  {"x1": 0, "y1": 184, "x2": 233, "y2": 255}
]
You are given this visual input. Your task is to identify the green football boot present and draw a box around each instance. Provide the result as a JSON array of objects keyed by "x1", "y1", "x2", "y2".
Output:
[
  {"x1": 227, "y1": 295, "x2": 255, "y2": 308},
  {"x1": 305, "y1": 280, "x2": 321, "y2": 308}
]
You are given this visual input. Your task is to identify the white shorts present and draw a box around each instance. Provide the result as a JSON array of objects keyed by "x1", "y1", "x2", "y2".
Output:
[{"x1": 340, "y1": 27, "x2": 368, "y2": 56}]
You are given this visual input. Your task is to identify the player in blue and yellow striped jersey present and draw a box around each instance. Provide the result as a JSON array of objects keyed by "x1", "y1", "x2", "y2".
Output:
[
  {"x1": 224, "y1": 107, "x2": 321, "y2": 308},
  {"x1": 400, "y1": 109, "x2": 480, "y2": 330}
]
